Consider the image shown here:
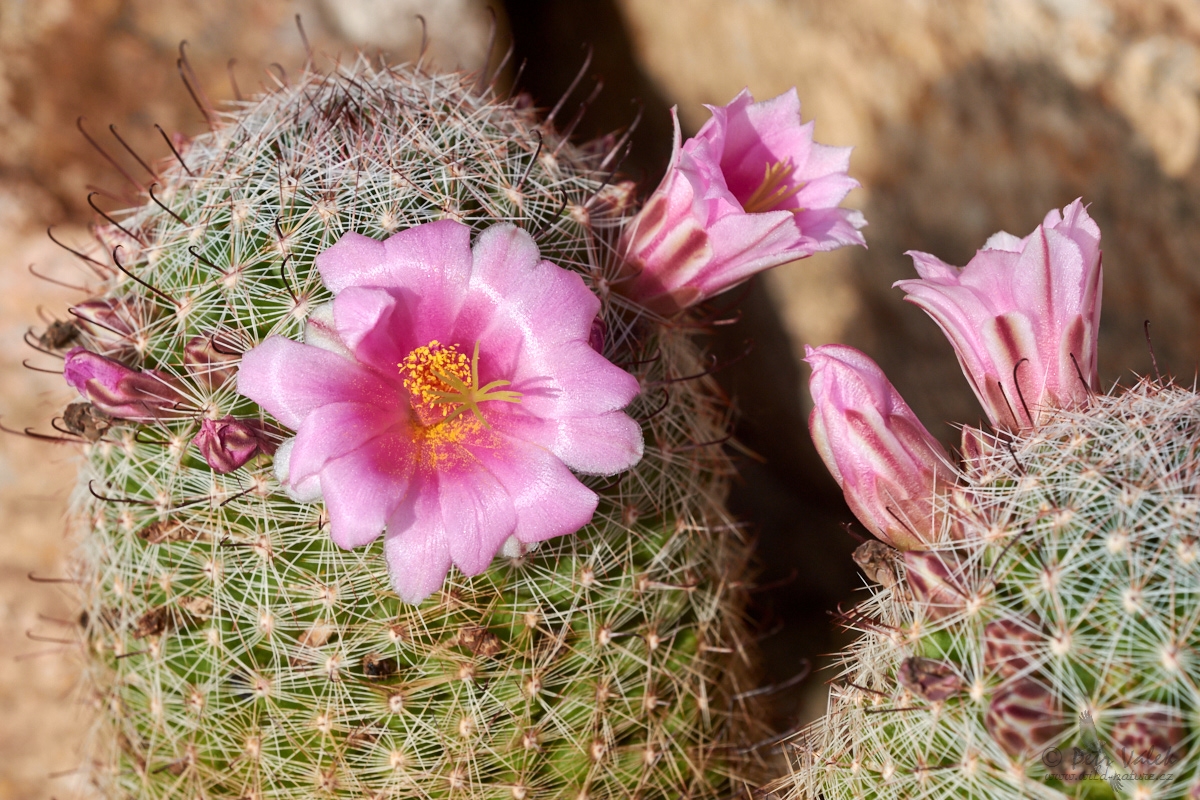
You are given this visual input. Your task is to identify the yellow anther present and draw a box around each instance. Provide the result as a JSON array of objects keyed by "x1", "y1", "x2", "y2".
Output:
[{"x1": 398, "y1": 340, "x2": 521, "y2": 430}]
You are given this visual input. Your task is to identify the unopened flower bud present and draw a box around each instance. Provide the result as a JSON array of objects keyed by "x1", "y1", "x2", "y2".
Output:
[
  {"x1": 63, "y1": 347, "x2": 184, "y2": 420},
  {"x1": 903, "y1": 550, "x2": 966, "y2": 620},
  {"x1": 71, "y1": 297, "x2": 142, "y2": 359},
  {"x1": 184, "y1": 334, "x2": 242, "y2": 388},
  {"x1": 1109, "y1": 705, "x2": 1185, "y2": 776},
  {"x1": 192, "y1": 416, "x2": 276, "y2": 473},
  {"x1": 983, "y1": 618, "x2": 1042, "y2": 680},
  {"x1": 806, "y1": 344, "x2": 956, "y2": 550}
]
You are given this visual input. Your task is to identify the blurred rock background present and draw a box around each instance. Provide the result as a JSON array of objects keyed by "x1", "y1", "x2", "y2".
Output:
[{"x1": 4, "y1": 0, "x2": 1200, "y2": 796}]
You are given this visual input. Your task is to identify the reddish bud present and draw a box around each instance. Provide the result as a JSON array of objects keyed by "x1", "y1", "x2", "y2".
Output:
[
  {"x1": 192, "y1": 416, "x2": 276, "y2": 473},
  {"x1": 184, "y1": 334, "x2": 241, "y2": 388},
  {"x1": 806, "y1": 344, "x2": 956, "y2": 550},
  {"x1": 904, "y1": 550, "x2": 967, "y2": 620},
  {"x1": 984, "y1": 618, "x2": 1043, "y2": 679},
  {"x1": 1109, "y1": 705, "x2": 1185, "y2": 776},
  {"x1": 71, "y1": 298, "x2": 142, "y2": 359},
  {"x1": 897, "y1": 657, "x2": 962, "y2": 702},
  {"x1": 588, "y1": 318, "x2": 607, "y2": 354},
  {"x1": 63, "y1": 347, "x2": 184, "y2": 420}
]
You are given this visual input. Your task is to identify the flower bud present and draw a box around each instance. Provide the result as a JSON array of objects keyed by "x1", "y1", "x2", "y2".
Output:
[
  {"x1": 192, "y1": 416, "x2": 276, "y2": 473},
  {"x1": 1109, "y1": 705, "x2": 1185, "y2": 776},
  {"x1": 71, "y1": 297, "x2": 142, "y2": 359},
  {"x1": 63, "y1": 347, "x2": 184, "y2": 420},
  {"x1": 184, "y1": 334, "x2": 242, "y2": 389},
  {"x1": 806, "y1": 344, "x2": 956, "y2": 550},
  {"x1": 984, "y1": 618, "x2": 1042, "y2": 680},
  {"x1": 903, "y1": 550, "x2": 966, "y2": 620}
]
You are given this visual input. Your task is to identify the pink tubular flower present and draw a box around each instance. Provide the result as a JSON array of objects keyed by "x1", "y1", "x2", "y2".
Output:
[
  {"x1": 193, "y1": 417, "x2": 276, "y2": 473},
  {"x1": 895, "y1": 199, "x2": 1102, "y2": 430},
  {"x1": 806, "y1": 344, "x2": 955, "y2": 550},
  {"x1": 64, "y1": 347, "x2": 184, "y2": 420},
  {"x1": 237, "y1": 221, "x2": 644, "y2": 603},
  {"x1": 620, "y1": 89, "x2": 866, "y2": 314}
]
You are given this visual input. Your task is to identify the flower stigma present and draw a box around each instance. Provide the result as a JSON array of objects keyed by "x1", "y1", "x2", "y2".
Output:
[
  {"x1": 399, "y1": 340, "x2": 522, "y2": 429},
  {"x1": 741, "y1": 160, "x2": 804, "y2": 214}
]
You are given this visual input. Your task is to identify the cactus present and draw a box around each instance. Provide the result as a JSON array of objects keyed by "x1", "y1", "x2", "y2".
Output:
[
  {"x1": 785, "y1": 380, "x2": 1200, "y2": 799},
  {"x1": 45, "y1": 56, "x2": 763, "y2": 799},
  {"x1": 782, "y1": 204, "x2": 1200, "y2": 799}
]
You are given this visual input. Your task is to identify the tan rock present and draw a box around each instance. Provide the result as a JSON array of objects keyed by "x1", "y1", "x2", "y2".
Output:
[{"x1": 618, "y1": 0, "x2": 1200, "y2": 436}]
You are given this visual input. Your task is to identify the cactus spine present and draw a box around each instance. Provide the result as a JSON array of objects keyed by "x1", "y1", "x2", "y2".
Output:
[
  {"x1": 51, "y1": 59, "x2": 761, "y2": 799},
  {"x1": 782, "y1": 380, "x2": 1200, "y2": 799}
]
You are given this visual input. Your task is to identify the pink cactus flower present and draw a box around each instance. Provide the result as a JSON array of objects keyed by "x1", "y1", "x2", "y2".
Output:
[
  {"x1": 237, "y1": 221, "x2": 644, "y2": 603},
  {"x1": 193, "y1": 416, "x2": 276, "y2": 474},
  {"x1": 620, "y1": 88, "x2": 866, "y2": 315},
  {"x1": 63, "y1": 347, "x2": 184, "y2": 420},
  {"x1": 895, "y1": 199, "x2": 1102, "y2": 430},
  {"x1": 806, "y1": 344, "x2": 955, "y2": 550}
]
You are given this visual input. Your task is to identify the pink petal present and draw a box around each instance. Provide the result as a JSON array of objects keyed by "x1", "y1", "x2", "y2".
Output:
[
  {"x1": 379, "y1": 220, "x2": 474, "y2": 344},
  {"x1": 273, "y1": 438, "x2": 323, "y2": 502},
  {"x1": 237, "y1": 336, "x2": 398, "y2": 429},
  {"x1": 467, "y1": 435, "x2": 599, "y2": 544},
  {"x1": 794, "y1": 170, "x2": 859, "y2": 212},
  {"x1": 332, "y1": 286, "x2": 417, "y2": 376},
  {"x1": 504, "y1": 341, "x2": 642, "y2": 423},
  {"x1": 691, "y1": 208, "x2": 806, "y2": 294},
  {"x1": 383, "y1": 478, "x2": 453, "y2": 604},
  {"x1": 320, "y1": 430, "x2": 416, "y2": 549},
  {"x1": 436, "y1": 462, "x2": 518, "y2": 576},
  {"x1": 287, "y1": 401, "x2": 407, "y2": 486},
  {"x1": 496, "y1": 409, "x2": 644, "y2": 476},
  {"x1": 303, "y1": 302, "x2": 353, "y2": 358},
  {"x1": 314, "y1": 232, "x2": 388, "y2": 293}
]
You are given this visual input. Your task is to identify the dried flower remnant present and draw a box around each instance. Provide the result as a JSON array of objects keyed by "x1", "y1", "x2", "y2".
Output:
[{"x1": 63, "y1": 347, "x2": 184, "y2": 420}]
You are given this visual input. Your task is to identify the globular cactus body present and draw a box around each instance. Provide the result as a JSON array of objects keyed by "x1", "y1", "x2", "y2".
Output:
[
  {"x1": 59, "y1": 60, "x2": 759, "y2": 799},
  {"x1": 786, "y1": 380, "x2": 1200, "y2": 799}
]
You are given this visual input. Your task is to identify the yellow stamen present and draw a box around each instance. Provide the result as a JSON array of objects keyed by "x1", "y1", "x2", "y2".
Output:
[
  {"x1": 741, "y1": 160, "x2": 805, "y2": 214},
  {"x1": 398, "y1": 340, "x2": 521, "y2": 430}
]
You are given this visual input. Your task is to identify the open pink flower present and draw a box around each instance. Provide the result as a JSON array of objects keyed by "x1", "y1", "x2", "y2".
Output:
[
  {"x1": 895, "y1": 199, "x2": 1102, "y2": 430},
  {"x1": 237, "y1": 221, "x2": 644, "y2": 603},
  {"x1": 64, "y1": 347, "x2": 184, "y2": 420},
  {"x1": 620, "y1": 88, "x2": 866, "y2": 314},
  {"x1": 806, "y1": 344, "x2": 955, "y2": 550}
]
